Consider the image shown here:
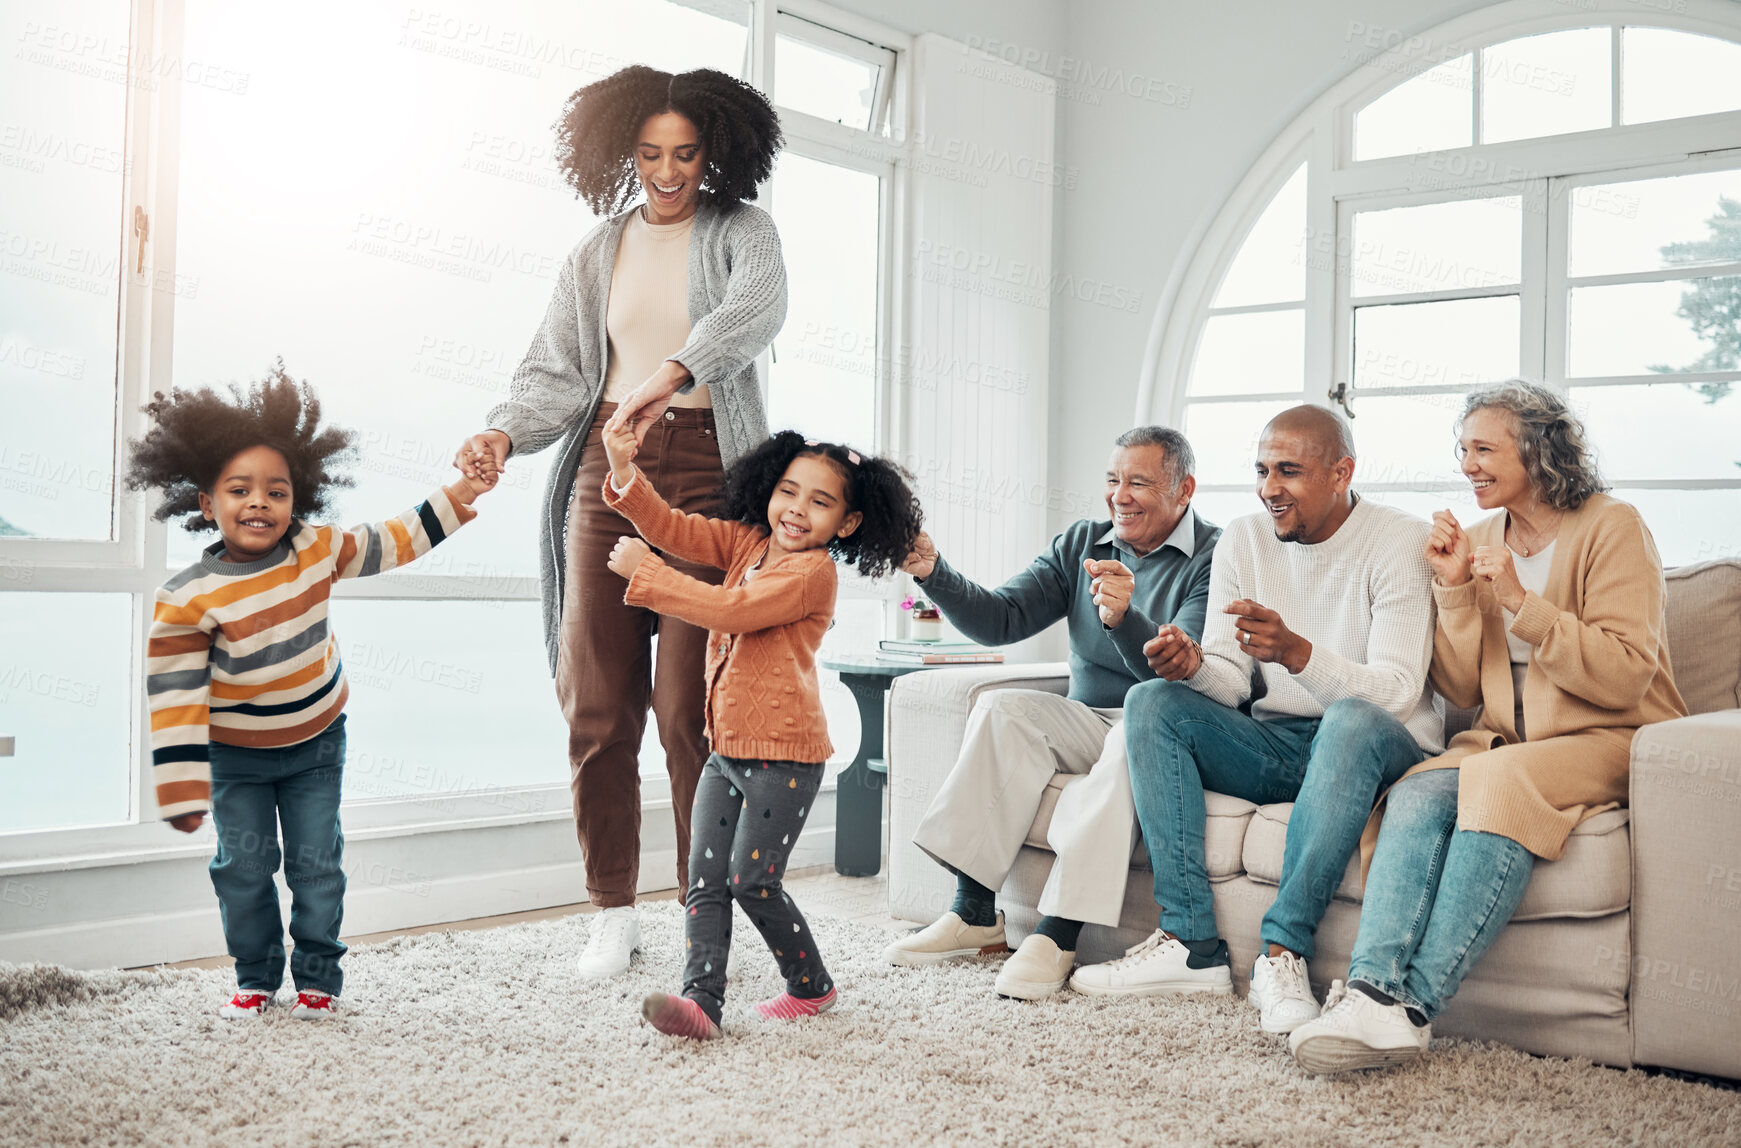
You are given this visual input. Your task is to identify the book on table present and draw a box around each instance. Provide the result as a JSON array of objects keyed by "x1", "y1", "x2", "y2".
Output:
[{"x1": 876, "y1": 639, "x2": 1004, "y2": 665}]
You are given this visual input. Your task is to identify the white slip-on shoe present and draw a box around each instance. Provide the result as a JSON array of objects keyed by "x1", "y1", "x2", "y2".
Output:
[
  {"x1": 1288, "y1": 980, "x2": 1431, "y2": 1074},
  {"x1": 994, "y1": 933, "x2": 1075, "y2": 1000},
  {"x1": 1067, "y1": 929, "x2": 1233, "y2": 997},
  {"x1": 578, "y1": 905, "x2": 642, "y2": 979},
  {"x1": 882, "y1": 911, "x2": 1009, "y2": 967},
  {"x1": 1249, "y1": 951, "x2": 1321, "y2": 1034}
]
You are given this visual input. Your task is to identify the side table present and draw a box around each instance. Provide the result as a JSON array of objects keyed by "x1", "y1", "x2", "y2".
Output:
[{"x1": 820, "y1": 653, "x2": 959, "y2": 877}]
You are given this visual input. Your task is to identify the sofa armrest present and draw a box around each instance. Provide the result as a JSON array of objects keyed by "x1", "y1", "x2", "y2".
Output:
[
  {"x1": 885, "y1": 663, "x2": 1070, "y2": 923},
  {"x1": 1627, "y1": 709, "x2": 1741, "y2": 1078}
]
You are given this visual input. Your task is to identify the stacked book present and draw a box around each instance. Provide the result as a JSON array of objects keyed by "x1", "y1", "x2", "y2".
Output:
[{"x1": 876, "y1": 640, "x2": 1005, "y2": 665}]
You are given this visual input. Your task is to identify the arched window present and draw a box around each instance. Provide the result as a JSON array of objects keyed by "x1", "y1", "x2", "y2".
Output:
[{"x1": 1149, "y1": 3, "x2": 1741, "y2": 564}]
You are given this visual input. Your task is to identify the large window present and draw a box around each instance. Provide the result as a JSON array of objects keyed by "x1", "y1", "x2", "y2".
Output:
[
  {"x1": 0, "y1": 0, "x2": 909, "y2": 842},
  {"x1": 1164, "y1": 8, "x2": 1741, "y2": 565}
]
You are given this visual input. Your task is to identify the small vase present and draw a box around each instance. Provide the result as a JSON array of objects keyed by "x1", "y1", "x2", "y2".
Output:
[{"x1": 910, "y1": 613, "x2": 943, "y2": 642}]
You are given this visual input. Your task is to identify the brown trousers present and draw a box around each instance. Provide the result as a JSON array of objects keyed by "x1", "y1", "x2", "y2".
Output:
[{"x1": 554, "y1": 403, "x2": 724, "y2": 908}]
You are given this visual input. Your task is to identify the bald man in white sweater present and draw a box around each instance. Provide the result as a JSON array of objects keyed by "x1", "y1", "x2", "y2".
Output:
[{"x1": 1067, "y1": 406, "x2": 1443, "y2": 1037}]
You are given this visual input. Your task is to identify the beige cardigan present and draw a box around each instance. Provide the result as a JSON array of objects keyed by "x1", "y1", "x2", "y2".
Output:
[{"x1": 1361, "y1": 493, "x2": 1688, "y2": 866}]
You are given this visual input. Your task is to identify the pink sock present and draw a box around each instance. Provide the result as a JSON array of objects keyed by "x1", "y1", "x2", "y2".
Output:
[
  {"x1": 641, "y1": 992, "x2": 721, "y2": 1040},
  {"x1": 750, "y1": 987, "x2": 838, "y2": 1020}
]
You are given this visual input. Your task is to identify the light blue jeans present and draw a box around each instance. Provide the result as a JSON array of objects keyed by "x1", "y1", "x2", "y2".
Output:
[
  {"x1": 1124, "y1": 681, "x2": 1427, "y2": 957},
  {"x1": 1346, "y1": 768, "x2": 1536, "y2": 1020}
]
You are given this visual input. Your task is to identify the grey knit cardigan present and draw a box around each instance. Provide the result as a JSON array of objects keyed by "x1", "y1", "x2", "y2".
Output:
[{"x1": 485, "y1": 200, "x2": 787, "y2": 673}]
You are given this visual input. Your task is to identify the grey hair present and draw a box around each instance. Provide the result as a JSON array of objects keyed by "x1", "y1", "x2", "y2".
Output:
[
  {"x1": 1115, "y1": 425, "x2": 1195, "y2": 491},
  {"x1": 1461, "y1": 380, "x2": 1607, "y2": 511}
]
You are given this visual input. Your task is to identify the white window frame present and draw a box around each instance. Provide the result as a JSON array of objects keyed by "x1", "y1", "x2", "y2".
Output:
[
  {"x1": 1143, "y1": 0, "x2": 1741, "y2": 518},
  {"x1": 0, "y1": 0, "x2": 913, "y2": 869}
]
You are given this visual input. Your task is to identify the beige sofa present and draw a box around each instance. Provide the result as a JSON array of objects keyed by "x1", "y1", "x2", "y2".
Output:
[{"x1": 886, "y1": 558, "x2": 1741, "y2": 1079}]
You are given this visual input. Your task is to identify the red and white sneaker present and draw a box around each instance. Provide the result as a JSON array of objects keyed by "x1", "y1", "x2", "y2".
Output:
[
  {"x1": 288, "y1": 990, "x2": 339, "y2": 1021},
  {"x1": 219, "y1": 991, "x2": 274, "y2": 1018}
]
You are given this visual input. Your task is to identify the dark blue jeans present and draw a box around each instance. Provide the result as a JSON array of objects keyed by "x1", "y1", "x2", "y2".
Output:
[
  {"x1": 1124, "y1": 681, "x2": 1427, "y2": 957},
  {"x1": 208, "y1": 715, "x2": 348, "y2": 996}
]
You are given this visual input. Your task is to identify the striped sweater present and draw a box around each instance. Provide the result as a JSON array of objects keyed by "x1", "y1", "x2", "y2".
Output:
[{"x1": 147, "y1": 486, "x2": 477, "y2": 820}]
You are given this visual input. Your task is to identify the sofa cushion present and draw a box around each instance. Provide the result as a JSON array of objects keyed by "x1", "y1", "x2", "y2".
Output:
[
  {"x1": 1664, "y1": 559, "x2": 1741, "y2": 715},
  {"x1": 1241, "y1": 801, "x2": 1632, "y2": 921},
  {"x1": 1025, "y1": 774, "x2": 1257, "y2": 879}
]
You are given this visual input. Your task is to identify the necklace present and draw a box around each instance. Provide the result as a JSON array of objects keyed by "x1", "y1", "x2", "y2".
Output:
[{"x1": 1508, "y1": 509, "x2": 1562, "y2": 557}]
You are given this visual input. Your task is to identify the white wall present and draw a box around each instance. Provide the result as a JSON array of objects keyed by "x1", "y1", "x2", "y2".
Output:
[{"x1": 1046, "y1": 0, "x2": 1497, "y2": 534}]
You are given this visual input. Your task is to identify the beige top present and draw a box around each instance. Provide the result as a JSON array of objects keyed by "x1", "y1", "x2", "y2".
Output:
[{"x1": 602, "y1": 209, "x2": 711, "y2": 409}]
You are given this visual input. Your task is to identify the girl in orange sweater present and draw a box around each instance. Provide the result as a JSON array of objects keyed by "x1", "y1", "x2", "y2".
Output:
[{"x1": 601, "y1": 424, "x2": 923, "y2": 1039}]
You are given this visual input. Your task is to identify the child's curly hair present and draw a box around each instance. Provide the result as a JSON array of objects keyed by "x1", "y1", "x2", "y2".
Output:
[
  {"x1": 124, "y1": 360, "x2": 357, "y2": 533},
  {"x1": 722, "y1": 431, "x2": 924, "y2": 580},
  {"x1": 553, "y1": 65, "x2": 783, "y2": 215}
]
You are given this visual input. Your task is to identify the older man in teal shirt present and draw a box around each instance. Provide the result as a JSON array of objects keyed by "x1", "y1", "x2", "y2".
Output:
[{"x1": 884, "y1": 426, "x2": 1219, "y2": 1000}]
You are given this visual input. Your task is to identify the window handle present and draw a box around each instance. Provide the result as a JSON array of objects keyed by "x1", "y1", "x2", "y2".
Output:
[
  {"x1": 134, "y1": 206, "x2": 150, "y2": 275},
  {"x1": 1328, "y1": 381, "x2": 1355, "y2": 419}
]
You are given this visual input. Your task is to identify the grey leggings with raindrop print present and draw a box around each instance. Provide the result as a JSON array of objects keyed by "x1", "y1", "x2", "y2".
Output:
[{"x1": 682, "y1": 753, "x2": 831, "y2": 1023}]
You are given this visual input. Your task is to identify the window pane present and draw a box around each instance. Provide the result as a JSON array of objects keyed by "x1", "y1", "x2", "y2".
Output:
[
  {"x1": 1188, "y1": 311, "x2": 1304, "y2": 397},
  {"x1": 1186, "y1": 490, "x2": 1264, "y2": 534},
  {"x1": 1568, "y1": 168, "x2": 1741, "y2": 279},
  {"x1": 1353, "y1": 55, "x2": 1473, "y2": 161},
  {"x1": 1353, "y1": 296, "x2": 1518, "y2": 390},
  {"x1": 776, "y1": 33, "x2": 880, "y2": 130},
  {"x1": 1622, "y1": 28, "x2": 1741, "y2": 126},
  {"x1": 1362, "y1": 485, "x2": 1482, "y2": 530},
  {"x1": 172, "y1": 0, "x2": 747, "y2": 579},
  {"x1": 1613, "y1": 487, "x2": 1741, "y2": 568},
  {"x1": 1347, "y1": 394, "x2": 1467, "y2": 490},
  {"x1": 1213, "y1": 163, "x2": 1307, "y2": 307},
  {"x1": 1182, "y1": 400, "x2": 1296, "y2": 485},
  {"x1": 0, "y1": 593, "x2": 132, "y2": 830},
  {"x1": 337, "y1": 600, "x2": 568, "y2": 801},
  {"x1": 1567, "y1": 278, "x2": 1741, "y2": 376},
  {"x1": 768, "y1": 155, "x2": 879, "y2": 449},
  {"x1": 1576, "y1": 382, "x2": 1741, "y2": 481},
  {"x1": 0, "y1": 0, "x2": 130, "y2": 540},
  {"x1": 1480, "y1": 28, "x2": 1611, "y2": 144},
  {"x1": 1350, "y1": 197, "x2": 1522, "y2": 297}
]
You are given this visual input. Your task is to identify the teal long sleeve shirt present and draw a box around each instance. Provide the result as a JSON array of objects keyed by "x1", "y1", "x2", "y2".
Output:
[{"x1": 917, "y1": 511, "x2": 1221, "y2": 710}]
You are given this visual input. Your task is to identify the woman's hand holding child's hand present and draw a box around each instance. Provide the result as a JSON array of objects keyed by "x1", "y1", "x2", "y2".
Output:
[
  {"x1": 602, "y1": 419, "x2": 639, "y2": 489},
  {"x1": 607, "y1": 535, "x2": 653, "y2": 580},
  {"x1": 169, "y1": 812, "x2": 206, "y2": 834},
  {"x1": 450, "y1": 440, "x2": 502, "y2": 504}
]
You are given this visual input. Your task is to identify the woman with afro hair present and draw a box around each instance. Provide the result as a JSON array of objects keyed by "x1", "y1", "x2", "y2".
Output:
[{"x1": 452, "y1": 66, "x2": 788, "y2": 979}]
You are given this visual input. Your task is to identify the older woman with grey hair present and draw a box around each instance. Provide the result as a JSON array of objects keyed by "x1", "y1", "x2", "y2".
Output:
[{"x1": 1288, "y1": 380, "x2": 1687, "y2": 1074}]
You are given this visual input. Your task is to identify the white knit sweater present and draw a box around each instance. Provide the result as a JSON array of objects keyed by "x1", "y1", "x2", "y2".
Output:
[{"x1": 1188, "y1": 496, "x2": 1443, "y2": 753}]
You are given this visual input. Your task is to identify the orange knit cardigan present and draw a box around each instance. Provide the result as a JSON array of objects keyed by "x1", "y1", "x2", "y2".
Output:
[{"x1": 604, "y1": 467, "x2": 836, "y2": 764}]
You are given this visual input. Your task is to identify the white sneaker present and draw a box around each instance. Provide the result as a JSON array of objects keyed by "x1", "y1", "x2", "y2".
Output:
[
  {"x1": 1067, "y1": 929, "x2": 1232, "y2": 997},
  {"x1": 1249, "y1": 951, "x2": 1320, "y2": 1034},
  {"x1": 578, "y1": 906, "x2": 641, "y2": 979},
  {"x1": 882, "y1": 911, "x2": 1008, "y2": 967},
  {"x1": 1288, "y1": 980, "x2": 1431, "y2": 1074},
  {"x1": 994, "y1": 934, "x2": 1075, "y2": 1000}
]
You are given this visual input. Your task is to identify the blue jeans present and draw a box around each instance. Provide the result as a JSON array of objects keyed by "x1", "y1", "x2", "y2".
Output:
[
  {"x1": 1124, "y1": 681, "x2": 1426, "y2": 957},
  {"x1": 1347, "y1": 768, "x2": 1535, "y2": 1020},
  {"x1": 208, "y1": 715, "x2": 348, "y2": 996}
]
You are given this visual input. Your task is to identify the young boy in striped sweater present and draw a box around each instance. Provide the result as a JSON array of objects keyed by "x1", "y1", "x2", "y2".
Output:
[{"x1": 126, "y1": 365, "x2": 496, "y2": 1019}]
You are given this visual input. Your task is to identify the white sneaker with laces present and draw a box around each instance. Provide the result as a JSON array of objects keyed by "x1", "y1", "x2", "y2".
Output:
[
  {"x1": 578, "y1": 905, "x2": 642, "y2": 979},
  {"x1": 1249, "y1": 951, "x2": 1321, "y2": 1034},
  {"x1": 1067, "y1": 929, "x2": 1232, "y2": 997},
  {"x1": 882, "y1": 911, "x2": 1008, "y2": 967},
  {"x1": 993, "y1": 934, "x2": 1074, "y2": 1000},
  {"x1": 1288, "y1": 980, "x2": 1431, "y2": 1074}
]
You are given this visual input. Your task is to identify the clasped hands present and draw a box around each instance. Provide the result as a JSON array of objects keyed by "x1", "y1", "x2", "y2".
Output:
[
  {"x1": 1427, "y1": 510, "x2": 1525, "y2": 614},
  {"x1": 1143, "y1": 599, "x2": 1311, "y2": 680}
]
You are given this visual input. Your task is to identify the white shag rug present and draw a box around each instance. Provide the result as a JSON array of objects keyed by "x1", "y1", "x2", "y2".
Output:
[{"x1": 2, "y1": 905, "x2": 1737, "y2": 1147}]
